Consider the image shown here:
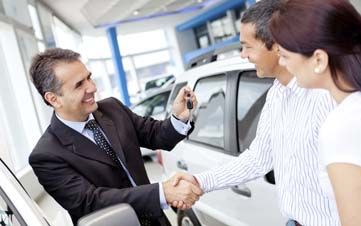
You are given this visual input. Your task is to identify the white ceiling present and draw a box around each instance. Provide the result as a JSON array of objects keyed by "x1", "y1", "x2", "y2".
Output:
[{"x1": 39, "y1": 0, "x2": 222, "y2": 36}]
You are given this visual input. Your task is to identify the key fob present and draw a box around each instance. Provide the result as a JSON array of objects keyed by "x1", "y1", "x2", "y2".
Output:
[{"x1": 187, "y1": 95, "x2": 193, "y2": 110}]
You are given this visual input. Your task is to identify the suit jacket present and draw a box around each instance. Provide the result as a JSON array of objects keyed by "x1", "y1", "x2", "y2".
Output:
[{"x1": 29, "y1": 97, "x2": 186, "y2": 225}]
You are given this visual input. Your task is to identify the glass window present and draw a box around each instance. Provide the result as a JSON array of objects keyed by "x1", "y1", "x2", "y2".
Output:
[
  {"x1": 210, "y1": 15, "x2": 234, "y2": 43},
  {"x1": 136, "y1": 63, "x2": 170, "y2": 81},
  {"x1": 0, "y1": 190, "x2": 22, "y2": 226},
  {"x1": 0, "y1": 1, "x2": 4, "y2": 14},
  {"x1": 132, "y1": 91, "x2": 171, "y2": 117},
  {"x1": 0, "y1": 27, "x2": 42, "y2": 172},
  {"x1": 234, "y1": 5, "x2": 246, "y2": 34},
  {"x1": 2, "y1": 0, "x2": 32, "y2": 27},
  {"x1": 194, "y1": 24, "x2": 210, "y2": 48},
  {"x1": 83, "y1": 29, "x2": 174, "y2": 104},
  {"x1": 198, "y1": 35, "x2": 210, "y2": 49},
  {"x1": 166, "y1": 82, "x2": 188, "y2": 115},
  {"x1": 82, "y1": 36, "x2": 112, "y2": 59},
  {"x1": 150, "y1": 92, "x2": 171, "y2": 115},
  {"x1": 28, "y1": 4, "x2": 44, "y2": 40},
  {"x1": 237, "y1": 71, "x2": 273, "y2": 152},
  {"x1": 37, "y1": 41, "x2": 45, "y2": 52},
  {"x1": 133, "y1": 50, "x2": 170, "y2": 69},
  {"x1": 105, "y1": 59, "x2": 115, "y2": 75},
  {"x1": 87, "y1": 61, "x2": 107, "y2": 96},
  {"x1": 52, "y1": 16, "x2": 82, "y2": 53},
  {"x1": 189, "y1": 75, "x2": 226, "y2": 148},
  {"x1": 118, "y1": 30, "x2": 168, "y2": 55}
]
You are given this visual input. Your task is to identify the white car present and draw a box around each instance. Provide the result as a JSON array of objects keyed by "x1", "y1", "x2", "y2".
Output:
[
  {"x1": 160, "y1": 47, "x2": 287, "y2": 226},
  {"x1": 0, "y1": 158, "x2": 140, "y2": 226}
]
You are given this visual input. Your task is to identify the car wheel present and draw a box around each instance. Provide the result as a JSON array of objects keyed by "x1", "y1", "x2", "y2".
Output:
[{"x1": 177, "y1": 209, "x2": 201, "y2": 226}]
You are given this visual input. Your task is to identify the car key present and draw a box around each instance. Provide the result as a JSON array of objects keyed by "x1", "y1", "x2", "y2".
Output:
[
  {"x1": 186, "y1": 94, "x2": 193, "y2": 139},
  {"x1": 187, "y1": 93, "x2": 193, "y2": 121}
]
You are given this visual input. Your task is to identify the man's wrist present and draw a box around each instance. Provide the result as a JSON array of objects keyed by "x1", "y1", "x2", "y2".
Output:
[
  {"x1": 159, "y1": 182, "x2": 169, "y2": 209},
  {"x1": 172, "y1": 113, "x2": 187, "y2": 123},
  {"x1": 170, "y1": 115, "x2": 191, "y2": 135}
]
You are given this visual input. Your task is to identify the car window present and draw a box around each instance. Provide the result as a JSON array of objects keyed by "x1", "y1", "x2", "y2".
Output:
[
  {"x1": 237, "y1": 71, "x2": 273, "y2": 152},
  {"x1": 0, "y1": 191, "x2": 22, "y2": 226},
  {"x1": 133, "y1": 91, "x2": 170, "y2": 117},
  {"x1": 149, "y1": 92, "x2": 170, "y2": 115},
  {"x1": 166, "y1": 82, "x2": 188, "y2": 116},
  {"x1": 189, "y1": 75, "x2": 226, "y2": 149}
]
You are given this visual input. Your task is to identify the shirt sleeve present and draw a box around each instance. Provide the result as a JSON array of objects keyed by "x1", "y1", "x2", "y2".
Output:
[
  {"x1": 321, "y1": 116, "x2": 361, "y2": 167},
  {"x1": 158, "y1": 182, "x2": 169, "y2": 209},
  {"x1": 170, "y1": 115, "x2": 192, "y2": 135},
  {"x1": 195, "y1": 94, "x2": 273, "y2": 193}
]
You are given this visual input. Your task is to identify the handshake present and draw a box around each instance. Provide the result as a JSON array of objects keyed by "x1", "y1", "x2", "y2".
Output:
[{"x1": 162, "y1": 172, "x2": 203, "y2": 210}]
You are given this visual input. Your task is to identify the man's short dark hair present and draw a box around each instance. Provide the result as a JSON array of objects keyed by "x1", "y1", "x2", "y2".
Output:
[
  {"x1": 241, "y1": 0, "x2": 282, "y2": 50},
  {"x1": 29, "y1": 48, "x2": 80, "y2": 106}
]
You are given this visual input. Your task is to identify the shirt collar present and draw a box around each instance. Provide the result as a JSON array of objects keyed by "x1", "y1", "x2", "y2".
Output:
[
  {"x1": 56, "y1": 113, "x2": 95, "y2": 134},
  {"x1": 274, "y1": 77, "x2": 303, "y2": 96}
]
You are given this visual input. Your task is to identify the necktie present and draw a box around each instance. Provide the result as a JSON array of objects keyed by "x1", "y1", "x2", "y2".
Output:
[
  {"x1": 85, "y1": 120, "x2": 152, "y2": 226},
  {"x1": 85, "y1": 119, "x2": 131, "y2": 187}
]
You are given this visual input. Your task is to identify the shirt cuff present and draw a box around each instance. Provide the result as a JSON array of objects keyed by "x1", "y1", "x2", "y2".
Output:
[
  {"x1": 159, "y1": 183, "x2": 169, "y2": 209},
  {"x1": 194, "y1": 172, "x2": 216, "y2": 193},
  {"x1": 171, "y1": 115, "x2": 192, "y2": 136}
]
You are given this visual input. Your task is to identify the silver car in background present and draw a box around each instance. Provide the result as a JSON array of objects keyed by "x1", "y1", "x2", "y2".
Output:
[{"x1": 131, "y1": 86, "x2": 172, "y2": 158}]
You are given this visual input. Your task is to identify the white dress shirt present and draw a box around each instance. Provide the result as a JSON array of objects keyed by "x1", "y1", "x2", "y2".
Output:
[
  {"x1": 57, "y1": 113, "x2": 190, "y2": 210},
  {"x1": 195, "y1": 78, "x2": 339, "y2": 226}
]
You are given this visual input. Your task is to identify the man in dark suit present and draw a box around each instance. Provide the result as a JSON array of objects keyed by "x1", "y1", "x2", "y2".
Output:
[{"x1": 28, "y1": 48, "x2": 202, "y2": 226}]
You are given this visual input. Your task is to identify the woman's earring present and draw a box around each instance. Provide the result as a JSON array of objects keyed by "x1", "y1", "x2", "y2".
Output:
[{"x1": 314, "y1": 68, "x2": 320, "y2": 73}]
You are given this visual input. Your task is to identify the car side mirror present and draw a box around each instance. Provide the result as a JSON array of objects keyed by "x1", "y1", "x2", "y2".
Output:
[{"x1": 77, "y1": 204, "x2": 140, "y2": 226}]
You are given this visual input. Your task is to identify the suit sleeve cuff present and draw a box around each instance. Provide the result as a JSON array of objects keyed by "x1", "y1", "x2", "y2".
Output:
[
  {"x1": 171, "y1": 115, "x2": 192, "y2": 136},
  {"x1": 159, "y1": 182, "x2": 169, "y2": 209}
]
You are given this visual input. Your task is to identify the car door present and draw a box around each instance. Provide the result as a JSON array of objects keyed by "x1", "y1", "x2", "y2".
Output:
[
  {"x1": 0, "y1": 193, "x2": 24, "y2": 226},
  {"x1": 0, "y1": 159, "x2": 50, "y2": 226},
  {"x1": 161, "y1": 75, "x2": 225, "y2": 178},
  {"x1": 163, "y1": 71, "x2": 286, "y2": 226}
]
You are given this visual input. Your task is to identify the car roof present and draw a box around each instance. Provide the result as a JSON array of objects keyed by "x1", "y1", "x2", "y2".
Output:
[{"x1": 175, "y1": 56, "x2": 255, "y2": 86}]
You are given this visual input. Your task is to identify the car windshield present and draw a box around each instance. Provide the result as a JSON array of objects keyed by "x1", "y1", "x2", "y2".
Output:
[{"x1": 132, "y1": 91, "x2": 170, "y2": 117}]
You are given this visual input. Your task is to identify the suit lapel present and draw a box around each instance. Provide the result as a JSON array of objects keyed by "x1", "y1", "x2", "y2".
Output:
[
  {"x1": 50, "y1": 113, "x2": 117, "y2": 168},
  {"x1": 93, "y1": 111, "x2": 127, "y2": 167}
]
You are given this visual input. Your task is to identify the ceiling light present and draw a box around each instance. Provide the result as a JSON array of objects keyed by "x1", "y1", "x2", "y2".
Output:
[
  {"x1": 197, "y1": 0, "x2": 203, "y2": 3},
  {"x1": 133, "y1": 10, "x2": 139, "y2": 16}
]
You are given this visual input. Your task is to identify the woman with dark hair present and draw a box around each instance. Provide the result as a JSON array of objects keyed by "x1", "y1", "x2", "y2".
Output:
[{"x1": 270, "y1": 0, "x2": 361, "y2": 225}]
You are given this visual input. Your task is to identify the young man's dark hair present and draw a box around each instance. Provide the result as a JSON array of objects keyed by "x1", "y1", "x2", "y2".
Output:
[
  {"x1": 241, "y1": 0, "x2": 282, "y2": 49},
  {"x1": 29, "y1": 48, "x2": 80, "y2": 105}
]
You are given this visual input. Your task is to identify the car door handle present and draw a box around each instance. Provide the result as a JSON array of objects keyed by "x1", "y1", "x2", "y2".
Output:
[
  {"x1": 177, "y1": 160, "x2": 188, "y2": 171},
  {"x1": 231, "y1": 184, "x2": 251, "y2": 198}
]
